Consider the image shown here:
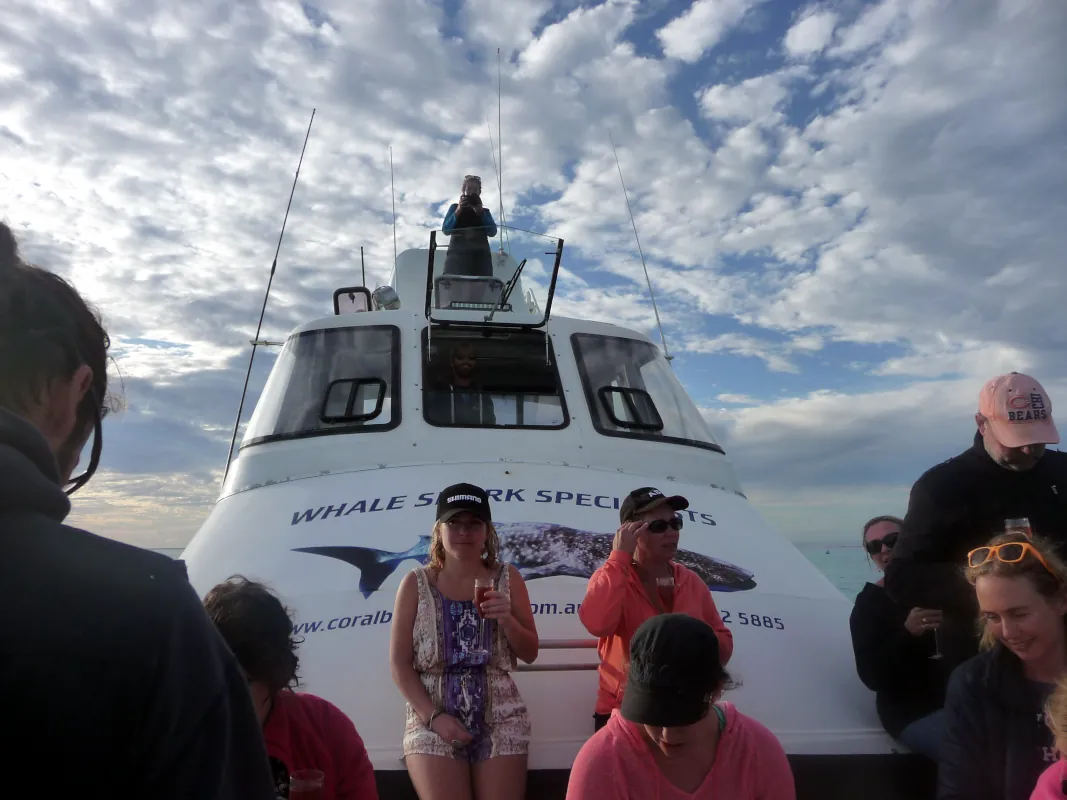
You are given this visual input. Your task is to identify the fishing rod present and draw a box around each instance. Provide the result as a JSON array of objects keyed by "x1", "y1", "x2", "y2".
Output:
[
  {"x1": 608, "y1": 128, "x2": 672, "y2": 363},
  {"x1": 389, "y1": 146, "x2": 398, "y2": 266},
  {"x1": 223, "y1": 108, "x2": 316, "y2": 482},
  {"x1": 497, "y1": 47, "x2": 504, "y2": 253}
]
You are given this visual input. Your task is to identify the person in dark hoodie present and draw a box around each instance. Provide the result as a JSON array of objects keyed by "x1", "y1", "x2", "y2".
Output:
[
  {"x1": 939, "y1": 531, "x2": 1067, "y2": 800},
  {"x1": 849, "y1": 515, "x2": 948, "y2": 760},
  {"x1": 0, "y1": 222, "x2": 274, "y2": 798},
  {"x1": 886, "y1": 373, "x2": 1067, "y2": 673}
]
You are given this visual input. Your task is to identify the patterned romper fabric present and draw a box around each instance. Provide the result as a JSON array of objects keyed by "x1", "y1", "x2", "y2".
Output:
[{"x1": 402, "y1": 564, "x2": 531, "y2": 762}]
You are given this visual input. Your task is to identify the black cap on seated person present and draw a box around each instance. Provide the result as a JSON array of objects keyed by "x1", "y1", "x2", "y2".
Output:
[
  {"x1": 620, "y1": 487, "x2": 689, "y2": 524},
  {"x1": 437, "y1": 482, "x2": 492, "y2": 524},
  {"x1": 621, "y1": 614, "x2": 723, "y2": 728}
]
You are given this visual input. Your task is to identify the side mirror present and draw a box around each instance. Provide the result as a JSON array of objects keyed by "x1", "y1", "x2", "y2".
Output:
[
  {"x1": 597, "y1": 387, "x2": 663, "y2": 431},
  {"x1": 321, "y1": 378, "x2": 387, "y2": 423},
  {"x1": 333, "y1": 287, "x2": 372, "y2": 315}
]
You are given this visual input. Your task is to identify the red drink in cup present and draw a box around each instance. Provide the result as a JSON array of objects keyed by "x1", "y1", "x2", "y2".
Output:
[
  {"x1": 475, "y1": 584, "x2": 491, "y2": 609},
  {"x1": 290, "y1": 769, "x2": 325, "y2": 800},
  {"x1": 473, "y1": 577, "x2": 494, "y2": 656}
]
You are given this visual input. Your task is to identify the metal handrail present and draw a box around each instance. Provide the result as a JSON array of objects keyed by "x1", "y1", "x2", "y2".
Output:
[{"x1": 514, "y1": 638, "x2": 599, "y2": 673}]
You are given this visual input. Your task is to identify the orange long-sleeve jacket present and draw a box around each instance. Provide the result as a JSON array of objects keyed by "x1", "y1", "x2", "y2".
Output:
[{"x1": 579, "y1": 550, "x2": 734, "y2": 715}]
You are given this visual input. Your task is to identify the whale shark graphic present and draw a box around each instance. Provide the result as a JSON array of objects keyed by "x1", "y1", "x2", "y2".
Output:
[{"x1": 294, "y1": 521, "x2": 757, "y2": 598}]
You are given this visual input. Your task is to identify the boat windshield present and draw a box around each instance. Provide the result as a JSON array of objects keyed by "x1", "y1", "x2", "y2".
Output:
[
  {"x1": 571, "y1": 333, "x2": 722, "y2": 453},
  {"x1": 242, "y1": 325, "x2": 399, "y2": 447},
  {"x1": 423, "y1": 329, "x2": 566, "y2": 429}
]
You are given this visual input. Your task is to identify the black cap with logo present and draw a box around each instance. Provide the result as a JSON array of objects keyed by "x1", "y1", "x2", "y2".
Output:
[
  {"x1": 436, "y1": 482, "x2": 492, "y2": 524},
  {"x1": 619, "y1": 486, "x2": 689, "y2": 524},
  {"x1": 621, "y1": 614, "x2": 724, "y2": 728}
]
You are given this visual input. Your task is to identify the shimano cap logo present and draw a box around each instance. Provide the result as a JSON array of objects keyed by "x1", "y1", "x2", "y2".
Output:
[{"x1": 447, "y1": 494, "x2": 482, "y2": 504}]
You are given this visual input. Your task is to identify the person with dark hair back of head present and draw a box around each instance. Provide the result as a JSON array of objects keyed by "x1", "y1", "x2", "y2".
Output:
[
  {"x1": 849, "y1": 515, "x2": 948, "y2": 760},
  {"x1": 204, "y1": 577, "x2": 378, "y2": 799},
  {"x1": 566, "y1": 614, "x2": 794, "y2": 799},
  {"x1": 0, "y1": 222, "x2": 274, "y2": 798}
]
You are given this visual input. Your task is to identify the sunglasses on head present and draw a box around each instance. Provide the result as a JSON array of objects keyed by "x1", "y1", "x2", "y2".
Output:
[
  {"x1": 967, "y1": 541, "x2": 1053, "y2": 574},
  {"x1": 865, "y1": 531, "x2": 899, "y2": 556},
  {"x1": 644, "y1": 516, "x2": 684, "y2": 534}
]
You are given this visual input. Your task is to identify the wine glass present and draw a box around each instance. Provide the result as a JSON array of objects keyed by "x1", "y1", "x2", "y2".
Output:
[
  {"x1": 655, "y1": 576, "x2": 676, "y2": 611},
  {"x1": 930, "y1": 624, "x2": 943, "y2": 660},
  {"x1": 473, "y1": 576, "x2": 494, "y2": 656}
]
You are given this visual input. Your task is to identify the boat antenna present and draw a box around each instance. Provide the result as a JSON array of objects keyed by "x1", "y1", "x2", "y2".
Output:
[
  {"x1": 390, "y1": 146, "x2": 398, "y2": 266},
  {"x1": 485, "y1": 117, "x2": 511, "y2": 254},
  {"x1": 360, "y1": 246, "x2": 366, "y2": 286},
  {"x1": 497, "y1": 47, "x2": 504, "y2": 252},
  {"x1": 223, "y1": 108, "x2": 316, "y2": 482},
  {"x1": 608, "y1": 129, "x2": 672, "y2": 362}
]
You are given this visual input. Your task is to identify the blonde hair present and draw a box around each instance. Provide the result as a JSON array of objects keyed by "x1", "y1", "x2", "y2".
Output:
[
  {"x1": 428, "y1": 519, "x2": 500, "y2": 571},
  {"x1": 965, "y1": 532, "x2": 1067, "y2": 650},
  {"x1": 1046, "y1": 674, "x2": 1067, "y2": 748}
]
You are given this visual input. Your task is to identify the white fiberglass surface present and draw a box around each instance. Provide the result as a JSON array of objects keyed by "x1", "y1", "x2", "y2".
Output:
[{"x1": 184, "y1": 462, "x2": 891, "y2": 766}]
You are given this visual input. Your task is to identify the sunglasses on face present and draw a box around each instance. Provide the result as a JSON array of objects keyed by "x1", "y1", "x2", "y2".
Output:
[
  {"x1": 644, "y1": 516, "x2": 684, "y2": 534},
  {"x1": 864, "y1": 531, "x2": 899, "y2": 555},
  {"x1": 967, "y1": 541, "x2": 1053, "y2": 574}
]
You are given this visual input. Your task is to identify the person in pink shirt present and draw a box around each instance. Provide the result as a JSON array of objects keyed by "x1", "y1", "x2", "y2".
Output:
[
  {"x1": 205, "y1": 576, "x2": 379, "y2": 800},
  {"x1": 1032, "y1": 675, "x2": 1067, "y2": 799},
  {"x1": 579, "y1": 487, "x2": 733, "y2": 730},
  {"x1": 566, "y1": 614, "x2": 794, "y2": 800}
]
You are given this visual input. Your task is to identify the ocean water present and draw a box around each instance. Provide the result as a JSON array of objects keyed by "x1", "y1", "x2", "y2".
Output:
[
  {"x1": 154, "y1": 544, "x2": 874, "y2": 601},
  {"x1": 795, "y1": 543, "x2": 878, "y2": 601}
]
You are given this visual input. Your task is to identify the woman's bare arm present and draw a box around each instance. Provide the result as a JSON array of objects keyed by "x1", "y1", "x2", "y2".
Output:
[{"x1": 389, "y1": 571, "x2": 437, "y2": 723}]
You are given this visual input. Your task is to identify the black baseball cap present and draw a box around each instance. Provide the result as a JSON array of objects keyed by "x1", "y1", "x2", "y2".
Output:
[
  {"x1": 619, "y1": 487, "x2": 689, "y2": 524},
  {"x1": 620, "y1": 614, "x2": 723, "y2": 728},
  {"x1": 436, "y1": 482, "x2": 492, "y2": 524}
]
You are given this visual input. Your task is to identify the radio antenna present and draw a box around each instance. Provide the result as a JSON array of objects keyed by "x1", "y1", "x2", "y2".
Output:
[
  {"x1": 608, "y1": 129, "x2": 672, "y2": 362},
  {"x1": 390, "y1": 146, "x2": 398, "y2": 266},
  {"x1": 485, "y1": 117, "x2": 511, "y2": 254},
  {"x1": 497, "y1": 47, "x2": 504, "y2": 252},
  {"x1": 223, "y1": 108, "x2": 316, "y2": 481},
  {"x1": 360, "y1": 246, "x2": 366, "y2": 286}
]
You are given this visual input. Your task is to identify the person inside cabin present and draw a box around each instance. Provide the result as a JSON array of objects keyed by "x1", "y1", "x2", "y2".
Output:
[
  {"x1": 204, "y1": 576, "x2": 378, "y2": 800},
  {"x1": 389, "y1": 483, "x2": 539, "y2": 800},
  {"x1": 565, "y1": 614, "x2": 795, "y2": 800},
  {"x1": 885, "y1": 373, "x2": 1067, "y2": 674},
  {"x1": 425, "y1": 341, "x2": 497, "y2": 427},
  {"x1": 442, "y1": 175, "x2": 497, "y2": 278},
  {"x1": 849, "y1": 515, "x2": 948, "y2": 761},
  {"x1": 578, "y1": 487, "x2": 733, "y2": 732},
  {"x1": 0, "y1": 222, "x2": 275, "y2": 798},
  {"x1": 1030, "y1": 674, "x2": 1067, "y2": 799},
  {"x1": 938, "y1": 531, "x2": 1067, "y2": 800}
]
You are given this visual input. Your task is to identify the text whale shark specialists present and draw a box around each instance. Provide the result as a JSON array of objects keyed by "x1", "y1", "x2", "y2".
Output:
[{"x1": 294, "y1": 521, "x2": 757, "y2": 598}]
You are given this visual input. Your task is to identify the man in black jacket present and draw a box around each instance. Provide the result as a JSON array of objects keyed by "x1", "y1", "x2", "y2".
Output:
[
  {"x1": 886, "y1": 372, "x2": 1067, "y2": 671},
  {"x1": 0, "y1": 223, "x2": 274, "y2": 798}
]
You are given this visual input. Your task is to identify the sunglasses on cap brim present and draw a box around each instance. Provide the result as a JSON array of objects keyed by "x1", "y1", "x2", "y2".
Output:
[
  {"x1": 967, "y1": 541, "x2": 1053, "y2": 574},
  {"x1": 644, "y1": 516, "x2": 683, "y2": 534},
  {"x1": 864, "y1": 531, "x2": 899, "y2": 555}
]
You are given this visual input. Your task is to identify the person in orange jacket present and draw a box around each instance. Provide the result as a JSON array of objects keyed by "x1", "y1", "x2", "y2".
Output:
[{"x1": 579, "y1": 487, "x2": 734, "y2": 731}]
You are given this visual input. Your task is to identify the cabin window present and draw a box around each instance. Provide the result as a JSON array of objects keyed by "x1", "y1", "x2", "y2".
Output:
[
  {"x1": 422, "y1": 329, "x2": 567, "y2": 429},
  {"x1": 242, "y1": 325, "x2": 400, "y2": 447},
  {"x1": 572, "y1": 333, "x2": 723, "y2": 453}
]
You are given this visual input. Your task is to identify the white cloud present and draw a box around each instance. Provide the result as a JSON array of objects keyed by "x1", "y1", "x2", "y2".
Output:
[
  {"x1": 784, "y1": 8, "x2": 838, "y2": 58},
  {"x1": 698, "y1": 69, "x2": 799, "y2": 124},
  {"x1": 657, "y1": 0, "x2": 764, "y2": 63},
  {"x1": 717, "y1": 393, "x2": 759, "y2": 404}
]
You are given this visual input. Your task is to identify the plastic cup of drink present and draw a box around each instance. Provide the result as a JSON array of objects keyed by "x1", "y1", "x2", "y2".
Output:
[
  {"x1": 290, "y1": 769, "x2": 325, "y2": 800},
  {"x1": 1005, "y1": 518, "x2": 1032, "y2": 538}
]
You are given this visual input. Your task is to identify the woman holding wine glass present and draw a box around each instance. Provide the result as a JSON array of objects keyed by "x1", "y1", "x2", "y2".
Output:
[
  {"x1": 579, "y1": 487, "x2": 733, "y2": 732},
  {"x1": 848, "y1": 515, "x2": 948, "y2": 761},
  {"x1": 390, "y1": 483, "x2": 539, "y2": 800},
  {"x1": 939, "y1": 530, "x2": 1067, "y2": 800}
]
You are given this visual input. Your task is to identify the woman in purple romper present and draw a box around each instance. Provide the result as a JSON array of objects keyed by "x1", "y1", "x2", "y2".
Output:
[{"x1": 390, "y1": 483, "x2": 540, "y2": 800}]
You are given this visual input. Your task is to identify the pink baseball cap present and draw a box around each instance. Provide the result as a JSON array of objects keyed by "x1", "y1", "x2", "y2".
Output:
[{"x1": 978, "y1": 372, "x2": 1059, "y2": 448}]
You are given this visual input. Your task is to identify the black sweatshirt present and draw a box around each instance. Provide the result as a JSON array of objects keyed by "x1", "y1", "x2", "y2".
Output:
[
  {"x1": 0, "y1": 409, "x2": 275, "y2": 798},
  {"x1": 849, "y1": 582, "x2": 948, "y2": 738},
  {"x1": 885, "y1": 432, "x2": 1067, "y2": 670},
  {"x1": 939, "y1": 645, "x2": 1057, "y2": 800}
]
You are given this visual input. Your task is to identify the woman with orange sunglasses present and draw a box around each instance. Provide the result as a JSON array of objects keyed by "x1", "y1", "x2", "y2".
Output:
[{"x1": 939, "y1": 531, "x2": 1067, "y2": 800}]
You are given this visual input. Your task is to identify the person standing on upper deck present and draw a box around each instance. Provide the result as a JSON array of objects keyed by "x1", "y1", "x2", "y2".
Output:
[
  {"x1": 442, "y1": 175, "x2": 497, "y2": 278},
  {"x1": 886, "y1": 373, "x2": 1067, "y2": 672},
  {"x1": 579, "y1": 487, "x2": 734, "y2": 732}
]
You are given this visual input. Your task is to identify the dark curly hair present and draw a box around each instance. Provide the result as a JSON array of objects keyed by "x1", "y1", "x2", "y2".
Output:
[{"x1": 203, "y1": 576, "x2": 301, "y2": 696}]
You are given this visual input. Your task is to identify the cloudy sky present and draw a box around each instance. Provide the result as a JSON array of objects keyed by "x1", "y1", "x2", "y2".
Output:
[{"x1": 4, "y1": 0, "x2": 1065, "y2": 548}]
